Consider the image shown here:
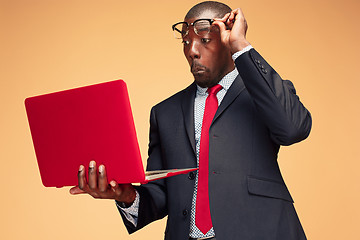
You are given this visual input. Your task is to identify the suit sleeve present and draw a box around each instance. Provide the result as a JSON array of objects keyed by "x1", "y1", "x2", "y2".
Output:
[
  {"x1": 235, "y1": 48, "x2": 312, "y2": 145},
  {"x1": 120, "y1": 107, "x2": 168, "y2": 234}
]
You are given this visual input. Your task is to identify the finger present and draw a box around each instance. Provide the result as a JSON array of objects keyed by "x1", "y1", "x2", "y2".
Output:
[
  {"x1": 233, "y1": 8, "x2": 246, "y2": 27},
  {"x1": 88, "y1": 160, "x2": 97, "y2": 190},
  {"x1": 238, "y1": 8, "x2": 248, "y2": 32},
  {"x1": 228, "y1": 10, "x2": 235, "y2": 24},
  {"x1": 212, "y1": 20, "x2": 227, "y2": 33},
  {"x1": 69, "y1": 186, "x2": 87, "y2": 195},
  {"x1": 227, "y1": 18, "x2": 234, "y2": 30},
  {"x1": 110, "y1": 180, "x2": 123, "y2": 200},
  {"x1": 214, "y1": 12, "x2": 230, "y2": 22},
  {"x1": 98, "y1": 165, "x2": 109, "y2": 192},
  {"x1": 230, "y1": 8, "x2": 243, "y2": 24},
  {"x1": 236, "y1": 8, "x2": 245, "y2": 21},
  {"x1": 78, "y1": 165, "x2": 86, "y2": 190}
]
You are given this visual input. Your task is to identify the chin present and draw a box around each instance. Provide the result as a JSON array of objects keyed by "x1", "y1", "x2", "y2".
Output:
[
  {"x1": 194, "y1": 79, "x2": 208, "y2": 88},
  {"x1": 193, "y1": 74, "x2": 208, "y2": 87},
  {"x1": 194, "y1": 76, "x2": 218, "y2": 88}
]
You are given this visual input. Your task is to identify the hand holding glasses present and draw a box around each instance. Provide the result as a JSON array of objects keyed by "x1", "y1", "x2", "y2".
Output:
[{"x1": 171, "y1": 9, "x2": 250, "y2": 54}]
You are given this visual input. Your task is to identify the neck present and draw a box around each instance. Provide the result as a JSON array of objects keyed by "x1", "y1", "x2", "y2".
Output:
[{"x1": 210, "y1": 65, "x2": 235, "y2": 88}]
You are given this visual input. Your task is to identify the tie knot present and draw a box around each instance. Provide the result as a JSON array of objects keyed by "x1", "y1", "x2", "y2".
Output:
[{"x1": 207, "y1": 84, "x2": 222, "y2": 95}]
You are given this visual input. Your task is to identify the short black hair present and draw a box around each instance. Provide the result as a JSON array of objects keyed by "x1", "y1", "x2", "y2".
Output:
[{"x1": 185, "y1": 1, "x2": 232, "y2": 20}]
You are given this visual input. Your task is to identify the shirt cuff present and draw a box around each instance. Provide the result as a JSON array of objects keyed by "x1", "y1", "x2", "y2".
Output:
[
  {"x1": 116, "y1": 189, "x2": 140, "y2": 227},
  {"x1": 232, "y1": 45, "x2": 253, "y2": 61}
]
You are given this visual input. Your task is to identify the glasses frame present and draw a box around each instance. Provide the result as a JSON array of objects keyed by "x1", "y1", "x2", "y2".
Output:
[{"x1": 172, "y1": 18, "x2": 215, "y2": 39}]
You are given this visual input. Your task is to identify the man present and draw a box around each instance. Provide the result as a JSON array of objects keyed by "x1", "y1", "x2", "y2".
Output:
[{"x1": 70, "y1": 1, "x2": 311, "y2": 239}]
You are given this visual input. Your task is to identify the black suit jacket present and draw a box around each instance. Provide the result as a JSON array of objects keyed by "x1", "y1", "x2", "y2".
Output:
[{"x1": 118, "y1": 49, "x2": 312, "y2": 240}]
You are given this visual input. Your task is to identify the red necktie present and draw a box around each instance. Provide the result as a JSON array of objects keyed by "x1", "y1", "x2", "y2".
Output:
[{"x1": 195, "y1": 84, "x2": 222, "y2": 234}]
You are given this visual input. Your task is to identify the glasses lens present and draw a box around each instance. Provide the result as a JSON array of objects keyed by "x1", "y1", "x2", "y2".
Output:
[
  {"x1": 173, "y1": 23, "x2": 188, "y2": 39},
  {"x1": 194, "y1": 20, "x2": 211, "y2": 37}
]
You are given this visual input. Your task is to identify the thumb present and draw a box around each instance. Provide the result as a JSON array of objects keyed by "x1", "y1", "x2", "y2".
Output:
[{"x1": 69, "y1": 186, "x2": 86, "y2": 195}]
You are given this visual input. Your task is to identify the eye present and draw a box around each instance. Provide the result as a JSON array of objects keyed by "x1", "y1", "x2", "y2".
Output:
[
  {"x1": 182, "y1": 40, "x2": 190, "y2": 46},
  {"x1": 201, "y1": 38, "x2": 211, "y2": 44}
]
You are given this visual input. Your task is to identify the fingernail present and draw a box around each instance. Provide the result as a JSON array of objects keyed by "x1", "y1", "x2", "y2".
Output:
[
  {"x1": 89, "y1": 160, "x2": 95, "y2": 168},
  {"x1": 99, "y1": 165, "x2": 104, "y2": 174},
  {"x1": 79, "y1": 165, "x2": 84, "y2": 172},
  {"x1": 110, "y1": 181, "x2": 116, "y2": 187}
]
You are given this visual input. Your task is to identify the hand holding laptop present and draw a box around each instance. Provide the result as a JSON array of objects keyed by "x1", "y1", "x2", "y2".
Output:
[{"x1": 69, "y1": 161, "x2": 136, "y2": 206}]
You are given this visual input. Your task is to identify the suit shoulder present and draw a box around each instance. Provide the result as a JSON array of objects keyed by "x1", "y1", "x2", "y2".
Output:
[{"x1": 152, "y1": 83, "x2": 195, "y2": 111}]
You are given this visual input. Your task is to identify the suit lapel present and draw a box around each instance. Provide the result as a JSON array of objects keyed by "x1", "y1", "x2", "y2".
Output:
[
  {"x1": 181, "y1": 82, "x2": 197, "y2": 154},
  {"x1": 213, "y1": 74, "x2": 246, "y2": 123},
  {"x1": 180, "y1": 75, "x2": 245, "y2": 153}
]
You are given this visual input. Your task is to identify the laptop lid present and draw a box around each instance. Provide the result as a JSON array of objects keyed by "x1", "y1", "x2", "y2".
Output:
[{"x1": 25, "y1": 80, "x2": 147, "y2": 187}]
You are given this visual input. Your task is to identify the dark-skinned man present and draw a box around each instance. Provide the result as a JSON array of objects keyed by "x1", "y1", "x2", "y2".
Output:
[{"x1": 70, "y1": 1, "x2": 311, "y2": 239}]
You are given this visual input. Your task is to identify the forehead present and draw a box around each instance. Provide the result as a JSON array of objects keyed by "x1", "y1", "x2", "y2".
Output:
[{"x1": 184, "y1": 10, "x2": 217, "y2": 23}]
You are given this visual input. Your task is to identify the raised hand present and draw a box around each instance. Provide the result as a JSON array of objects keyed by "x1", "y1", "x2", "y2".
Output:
[{"x1": 213, "y1": 8, "x2": 251, "y2": 54}]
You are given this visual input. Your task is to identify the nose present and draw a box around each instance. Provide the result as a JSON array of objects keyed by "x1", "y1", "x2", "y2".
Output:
[{"x1": 188, "y1": 40, "x2": 200, "y2": 60}]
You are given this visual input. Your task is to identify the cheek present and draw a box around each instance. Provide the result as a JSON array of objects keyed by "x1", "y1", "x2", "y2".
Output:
[
  {"x1": 203, "y1": 51, "x2": 218, "y2": 69},
  {"x1": 183, "y1": 47, "x2": 191, "y2": 64}
]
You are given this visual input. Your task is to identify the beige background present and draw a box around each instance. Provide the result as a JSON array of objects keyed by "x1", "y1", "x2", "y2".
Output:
[{"x1": 1, "y1": 0, "x2": 359, "y2": 239}]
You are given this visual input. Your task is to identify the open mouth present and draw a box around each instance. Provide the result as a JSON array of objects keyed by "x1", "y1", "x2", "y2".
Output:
[
  {"x1": 191, "y1": 64, "x2": 206, "y2": 75},
  {"x1": 192, "y1": 69, "x2": 205, "y2": 75}
]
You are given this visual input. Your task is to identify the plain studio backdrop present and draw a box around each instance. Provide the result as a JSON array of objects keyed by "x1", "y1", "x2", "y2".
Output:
[{"x1": 1, "y1": 0, "x2": 359, "y2": 239}]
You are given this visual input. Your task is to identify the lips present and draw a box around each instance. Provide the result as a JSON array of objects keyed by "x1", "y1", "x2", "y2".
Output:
[
  {"x1": 191, "y1": 63, "x2": 206, "y2": 75},
  {"x1": 192, "y1": 68, "x2": 205, "y2": 75}
]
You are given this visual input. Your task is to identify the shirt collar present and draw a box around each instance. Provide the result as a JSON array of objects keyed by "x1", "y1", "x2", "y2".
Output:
[{"x1": 196, "y1": 68, "x2": 238, "y2": 95}]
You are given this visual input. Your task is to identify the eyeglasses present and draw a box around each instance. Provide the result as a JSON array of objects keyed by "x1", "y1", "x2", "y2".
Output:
[{"x1": 172, "y1": 19, "x2": 215, "y2": 39}]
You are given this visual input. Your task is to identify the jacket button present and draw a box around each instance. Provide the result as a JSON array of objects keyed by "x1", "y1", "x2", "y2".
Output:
[
  {"x1": 183, "y1": 209, "x2": 188, "y2": 216},
  {"x1": 262, "y1": 69, "x2": 268, "y2": 74},
  {"x1": 188, "y1": 172, "x2": 196, "y2": 180}
]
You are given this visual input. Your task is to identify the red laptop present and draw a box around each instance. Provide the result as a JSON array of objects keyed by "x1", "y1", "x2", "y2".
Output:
[{"x1": 25, "y1": 80, "x2": 197, "y2": 187}]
